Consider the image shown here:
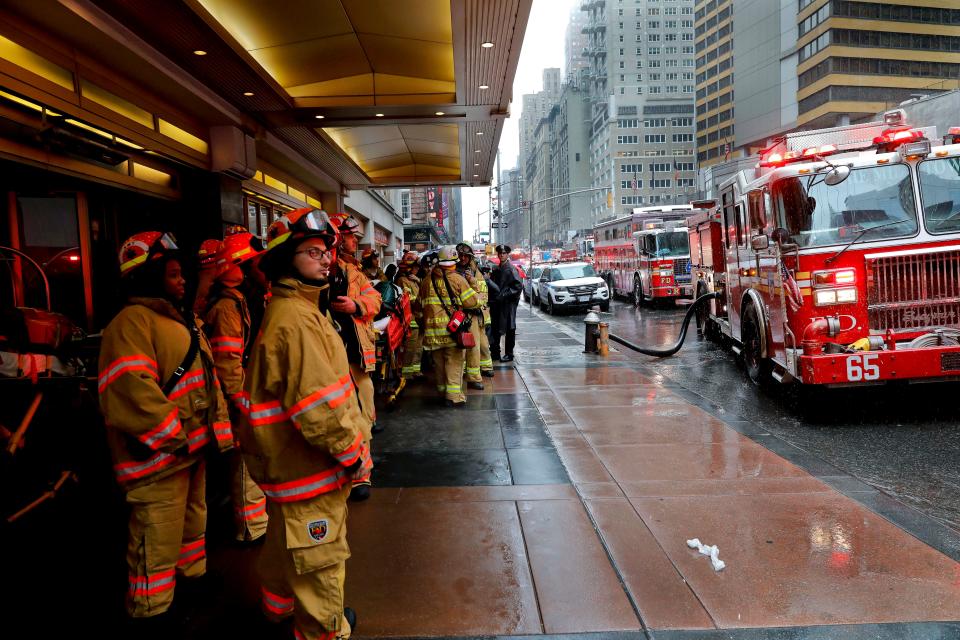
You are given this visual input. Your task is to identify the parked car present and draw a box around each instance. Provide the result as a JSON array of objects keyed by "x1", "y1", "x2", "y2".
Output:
[
  {"x1": 537, "y1": 262, "x2": 610, "y2": 315},
  {"x1": 523, "y1": 265, "x2": 544, "y2": 304}
]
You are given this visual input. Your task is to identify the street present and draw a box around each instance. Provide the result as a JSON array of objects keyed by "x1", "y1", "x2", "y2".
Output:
[{"x1": 534, "y1": 298, "x2": 960, "y2": 535}]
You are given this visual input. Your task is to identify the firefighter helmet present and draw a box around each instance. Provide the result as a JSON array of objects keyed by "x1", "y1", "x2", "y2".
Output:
[
  {"x1": 399, "y1": 251, "x2": 419, "y2": 270},
  {"x1": 119, "y1": 231, "x2": 178, "y2": 277},
  {"x1": 361, "y1": 248, "x2": 379, "y2": 261},
  {"x1": 217, "y1": 228, "x2": 263, "y2": 267},
  {"x1": 331, "y1": 213, "x2": 363, "y2": 239},
  {"x1": 438, "y1": 245, "x2": 459, "y2": 267},
  {"x1": 455, "y1": 242, "x2": 474, "y2": 256},
  {"x1": 197, "y1": 238, "x2": 223, "y2": 269},
  {"x1": 265, "y1": 208, "x2": 338, "y2": 253}
]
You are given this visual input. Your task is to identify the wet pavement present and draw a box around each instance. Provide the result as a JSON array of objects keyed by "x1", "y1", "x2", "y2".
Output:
[{"x1": 539, "y1": 299, "x2": 960, "y2": 536}]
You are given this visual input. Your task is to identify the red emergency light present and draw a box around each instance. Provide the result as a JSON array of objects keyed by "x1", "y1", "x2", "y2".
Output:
[
  {"x1": 873, "y1": 127, "x2": 924, "y2": 151},
  {"x1": 760, "y1": 144, "x2": 839, "y2": 168},
  {"x1": 945, "y1": 126, "x2": 960, "y2": 146}
]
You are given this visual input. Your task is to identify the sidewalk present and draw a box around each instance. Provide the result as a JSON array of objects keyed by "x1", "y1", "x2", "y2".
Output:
[{"x1": 344, "y1": 308, "x2": 960, "y2": 639}]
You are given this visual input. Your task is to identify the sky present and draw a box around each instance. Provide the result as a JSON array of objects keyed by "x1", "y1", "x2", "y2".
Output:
[{"x1": 459, "y1": 0, "x2": 579, "y2": 243}]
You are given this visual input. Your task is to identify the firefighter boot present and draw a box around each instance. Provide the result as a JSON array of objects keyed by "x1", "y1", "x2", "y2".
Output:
[
  {"x1": 344, "y1": 607, "x2": 358, "y2": 636},
  {"x1": 349, "y1": 483, "x2": 371, "y2": 502}
]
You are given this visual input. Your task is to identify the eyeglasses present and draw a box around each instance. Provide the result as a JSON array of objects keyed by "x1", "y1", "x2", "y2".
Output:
[{"x1": 294, "y1": 246, "x2": 334, "y2": 261}]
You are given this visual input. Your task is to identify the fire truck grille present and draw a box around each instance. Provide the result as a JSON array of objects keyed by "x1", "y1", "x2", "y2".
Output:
[
  {"x1": 673, "y1": 258, "x2": 692, "y2": 282},
  {"x1": 866, "y1": 250, "x2": 960, "y2": 334},
  {"x1": 568, "y1": 284, "x2": 599, "y2": 296}
]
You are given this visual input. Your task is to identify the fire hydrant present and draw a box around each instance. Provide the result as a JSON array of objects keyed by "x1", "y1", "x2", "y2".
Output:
[{"x1": 583, "y1": 306, "x2": 601, "y2": 354}]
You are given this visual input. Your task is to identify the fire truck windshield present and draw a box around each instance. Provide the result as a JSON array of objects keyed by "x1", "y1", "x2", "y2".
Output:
[
  {"x1": 771, "y1": 164, "x2": 918, "y2": 249},
  {"x1": 655, "y1": 231, "x2": 689, "y2": 257},
  {"x1": 918, "y1": 157, "x2": 960, "y2": 234}
]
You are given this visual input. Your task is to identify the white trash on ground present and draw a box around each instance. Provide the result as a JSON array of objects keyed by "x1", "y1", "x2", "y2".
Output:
[{"x1": 686, "y1": 538, "x2": 726, "y2": 571}]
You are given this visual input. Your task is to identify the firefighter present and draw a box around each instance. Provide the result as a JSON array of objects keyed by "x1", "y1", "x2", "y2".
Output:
[
  {"x1": 396, "y1": 251, "x2": 423, "y2": 379},
  {"x1": 193, "y1": 238, "x2": 223, "y2": 315},
  {"x1": 329, "y1": 214, "x2": 382, "y2": 501},
  {"x1": 420, "y1": 245, "x2": 479, "y2": 407},
  {"x1": 99, "y1": 231, "x2": 232, "y2": 628},
  {"x1": 455, "y1": 243, "x2": 490, "y2": 389},
  {"x1": 360, "y1": 248, "x2": 387, "y2": 283},
  {"x1": 203, "y1": 226, "x2": 268, "y2": 543},
  {"x1": 236, "y1": 208, "x2": 369, "y2": 640}
]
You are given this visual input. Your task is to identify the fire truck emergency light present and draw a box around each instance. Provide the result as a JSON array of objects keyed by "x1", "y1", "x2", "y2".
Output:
[
  {"x1": 813, "y1": 268, "x2": 856, "y2": 287},
  {"x1": 945, "y1": 127, "x2": 960, "y2": 146}
]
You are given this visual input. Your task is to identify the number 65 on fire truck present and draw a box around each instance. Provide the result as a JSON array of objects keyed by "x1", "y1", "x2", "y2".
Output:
[{"x1": 689, "y1": 109, "x2": 960, "y2": 387}]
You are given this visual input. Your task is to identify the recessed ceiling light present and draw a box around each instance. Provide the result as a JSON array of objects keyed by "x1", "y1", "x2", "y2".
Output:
[
  {"x1": 475, "y1": 163, "x2": 480, "y2": 167},
  {"x1": 193, "y1": 50, "x2": 207, "y2": 56},
  {"x1": 475, "y1": 149, "x2": 481, "y2": 153},
  {"x1": 481, "y1": 42, "x2": 494, "y2": 48},
  {"x1": 315, "y1": 114, "x2": 325, "y2": 119},
  {"x1": 479, "y1": 85, "x2": 489, "y2": 90},
  {"x1": 476, "y1": 131, "x2": 483, "y2": 135},
  {"x1": 243, "y1": 91, "x2": 254, "y2": 96},
  {"x1": 474, "y1": 174, "x2": 479, "y2": 177},
  {"x1": 435, "y1": 111, "x2": 445, "y2": 116},
  {"x1": 375, "y1": 113, "x2": 385, "y2": 117}
]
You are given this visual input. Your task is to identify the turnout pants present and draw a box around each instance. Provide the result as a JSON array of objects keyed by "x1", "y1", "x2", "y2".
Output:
[
  {"x1": 431, "y1": 346, "x2": 466, "y2": 403},
  {"x1": 464, "y1": 321, "x2": 484, "y2": 383},
  {"x1": 348, "y1": 362, "x2": 374, "y2": 487},
  {"x1": 124, "y1": 460, "x2": 207, "y2": 617},
  {"x1": 479, "y1": 323, "x2": 493, "y2": 373},
  {"x1": 260, "y1": 485, "x2": 353, "y2": 640},
  {"x1": 231, "y1": 449, "x2": 268, "y2": 542},
  {"x1": 401, "y1": 326, "x2": 423, "y2": 378}
]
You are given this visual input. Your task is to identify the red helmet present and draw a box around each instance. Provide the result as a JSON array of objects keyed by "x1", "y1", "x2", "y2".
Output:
[
  {"x1": 216, "y1": 227, "x2": 262, "y2": 267},
  {"x1": 331, "y1": 213, "x2": 363, "y2": 239},
  {"x1": 399, "y1": 251, "x2": 419, "y2": 270},
  {"x1": 197, "y1": 238, "x2": 223, "y2": 269},
  {"x1": 119, "y1": 231, "x2": 178, "y2": 276},
  {"x1": 361, "y1": 248, "x2": 379, "y2": 261},
  {"x1": 265, "y1": 208, "x2": 338, "y2": 254}
]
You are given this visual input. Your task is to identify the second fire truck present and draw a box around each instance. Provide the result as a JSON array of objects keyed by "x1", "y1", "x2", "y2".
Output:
[{"x1": 690, "y1": 109, "x2": 960, "y2": 386}]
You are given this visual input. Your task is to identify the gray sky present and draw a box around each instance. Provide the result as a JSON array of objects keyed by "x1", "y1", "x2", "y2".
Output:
[{"x1": 460, "y1": 0, "x2": 579, "y2": 243}]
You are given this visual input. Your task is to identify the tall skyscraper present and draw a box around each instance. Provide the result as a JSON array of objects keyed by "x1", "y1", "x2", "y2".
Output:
[
  {"x1": 565, "y1": 8, "x2": 592, "y2": 84},
  {"x1": 580, "y1": 0, "x2": 698, "y2": 225},
  {"x1": 694, "y1": 0, "x2": 734, "y2": 168},
  {"x1": 696, "y1": 0, "x2": 960, "y2": 169}
]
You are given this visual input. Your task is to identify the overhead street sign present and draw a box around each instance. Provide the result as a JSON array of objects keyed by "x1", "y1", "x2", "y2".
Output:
[{"x1": 491, "y1": 222, "x2": 508, "y2": 228}]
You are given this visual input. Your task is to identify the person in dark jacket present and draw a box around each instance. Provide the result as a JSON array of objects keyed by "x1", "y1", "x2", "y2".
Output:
[{"x1": 490, "y1": 245, "x2": 522, "y2": 362}]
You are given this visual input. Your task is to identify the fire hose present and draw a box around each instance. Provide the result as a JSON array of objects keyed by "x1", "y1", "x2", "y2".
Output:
[{"x1": 607, "y1": 292, "x2": 720, "y2": 357}]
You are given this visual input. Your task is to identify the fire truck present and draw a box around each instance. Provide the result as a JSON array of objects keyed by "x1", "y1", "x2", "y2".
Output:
[
  {"x1": 594, "y1": 204, "x2": 707, "y2": 305},
  {"x1": 689, "y1": 109, "x2": 960, "y2": 386}
]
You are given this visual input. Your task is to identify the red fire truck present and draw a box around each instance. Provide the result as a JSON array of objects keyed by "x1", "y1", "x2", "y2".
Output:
[
  {"x1": 595, "y1": 204, "x2": 708, "y2": 305},
  {"x1": 690, "y1": 109, "x2": 960, "y2": 386}
]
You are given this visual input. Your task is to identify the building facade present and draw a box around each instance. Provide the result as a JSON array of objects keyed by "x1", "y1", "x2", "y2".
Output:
[
  {"x1": 580, "y1": 0, "x2": 699, "y2": 226},
  {"x1": 566, "y1": 8, "x2": 592, "y2": 84},
  {"x1": 697, "y1": 0, "x2": 960, "y2": 170}
]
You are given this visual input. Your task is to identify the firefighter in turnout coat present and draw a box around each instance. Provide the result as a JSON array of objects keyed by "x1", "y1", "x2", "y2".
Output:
[
  {"x1": 236, "y1": 208, "x2": 370, "y2": 640},
  {"x1": 420, "y1": 245, "x2": 480, "y2": 406},
  {"x1": 396, "y1": 251, "x2": 424, "y2": 379},
  {"x1": 456, "y1": 243, "x2": 494, "y2": 387},
  {"x1": 329, "y1": 215, "x2": 381, "y2": 501},
  {"x1": 203, "y1": 226, "x2": 268, "y2": 542},
  {"x1": 99, "y1": 232, "x2": 232, "y2": 622}
]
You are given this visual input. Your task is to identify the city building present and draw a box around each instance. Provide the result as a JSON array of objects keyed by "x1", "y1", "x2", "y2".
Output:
[
  {"x1": 401, "y1": 186, "x2": 459, "y2": 253},
  {"x1": 519, "y1": 69, "x2": 562, "y2": 179},
  {"x1": 566, "y1": 7, "x2": 592, "y2": 84},
  {"x1": 694, "y1": 0, "x2": 734, "y2": 167},
  {"x1": 497, "y1": 166, "x2": 523, "y2": 247},
  {"x1": 696, "y1": 0, "x2": 960, "y2": 171},
  {"x1": 580, "y1": 0, "x2": 699, "y2": 226}
]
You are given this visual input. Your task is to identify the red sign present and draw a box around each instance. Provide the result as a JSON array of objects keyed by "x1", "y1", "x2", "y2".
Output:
[{"x1": 374, "y1": 226, "x2": 389, "y2": 246}]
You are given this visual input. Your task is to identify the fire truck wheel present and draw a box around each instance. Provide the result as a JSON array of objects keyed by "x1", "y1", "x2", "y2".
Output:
[
  {"x1": 741, "y1": 303, "x2": 772, "y2": 385},
  {"x1": 633, "y1": 277, "x2": 644, "y2": 307}
]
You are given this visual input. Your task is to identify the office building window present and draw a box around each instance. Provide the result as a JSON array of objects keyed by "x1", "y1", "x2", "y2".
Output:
[
  {"x1": 617, "y1": 135, "x2": 640, "y2": 144},
  {"x1": 652, "y1": 179, "x2": 672, "y2": 188},
  {"x1": 645, "y1": 134, "x2": 667, "y2": 143}
]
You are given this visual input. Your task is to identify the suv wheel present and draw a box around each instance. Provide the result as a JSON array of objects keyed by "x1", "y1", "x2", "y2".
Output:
[{"x1": 546, "y1": 296, "x2": 556, "y2": 315}]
